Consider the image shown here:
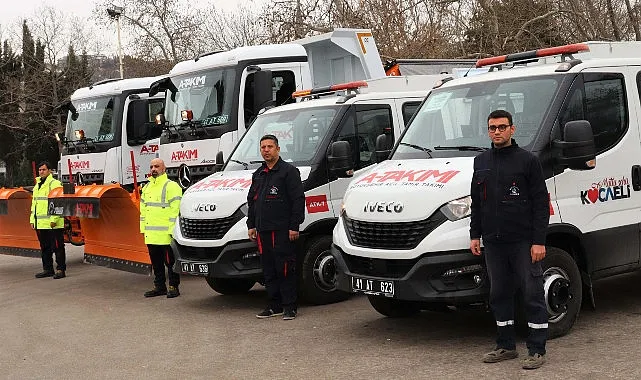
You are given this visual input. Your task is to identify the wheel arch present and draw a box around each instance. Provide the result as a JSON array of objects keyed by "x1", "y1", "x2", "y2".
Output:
[{"x1": 546, "y1": 223, "x2": 589, "y2": 278}]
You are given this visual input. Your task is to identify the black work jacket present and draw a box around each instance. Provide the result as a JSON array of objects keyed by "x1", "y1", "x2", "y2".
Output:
[
  {"x1": 470, "y1": 140, "x2": 549, "y2": 245},
  {"x1": 247, "y1": 157, "x2": 305, "y2": 232}
]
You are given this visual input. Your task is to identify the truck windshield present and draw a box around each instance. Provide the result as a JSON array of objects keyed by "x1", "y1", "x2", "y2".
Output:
[
  {"x1": 164, "y1": 69, "x2": 236, "y2": 130},
  {"x1": 392, "y1": 76, "x2": 560, "y2": 159},
  {"x1": 225, "y1": 106, "x2": 339, "y2": 171},
  {"x1": 66, "y1": 96, "x2": 116, "y2": 142}
]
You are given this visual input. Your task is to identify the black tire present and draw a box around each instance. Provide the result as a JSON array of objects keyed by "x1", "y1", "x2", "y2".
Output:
[
  {"x1": 543, "y1": 246, "x2": 582, "y2": 339},
  {"x1": 300, "y1": 235, "x2": 349, "y2": 305},
  {"x1": 205, "y1": 277, "x2": 255, "y2": 295},
  {"x1": 368, "y1": 295, "x2": 420, "y2": 317}
]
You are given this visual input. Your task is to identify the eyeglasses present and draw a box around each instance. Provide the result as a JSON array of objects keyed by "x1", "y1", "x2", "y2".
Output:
[{"x1": 488, "y1": 124, "x2": 511, "y2": 132}]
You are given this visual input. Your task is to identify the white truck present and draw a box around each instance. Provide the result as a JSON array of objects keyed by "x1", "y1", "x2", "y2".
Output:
[
  {"x1": 148, "y1": 28, "x2": 387, "y2": 189},
  {"x1": 172, "y1": 75, "x2": 446, "y2": 304},
  {"x1": 56, "y1": 77, "x2": 165, "y2": 188},
  {"x1": 332, "y1": 41, "x2": 641, "y2": 338}
]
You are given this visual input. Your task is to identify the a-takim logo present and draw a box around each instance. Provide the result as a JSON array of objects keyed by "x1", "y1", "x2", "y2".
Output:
[
  {"x1": 363, "y1": 201, "x2": 404, "y2": 213},
  {"x1": 306, "y1": 195, "x2": 329, "y2": 214},
  {"x1": 581, "y1": 176, "x2": 630, "y2": 205},
  {"x1": 171, "y1": 149, "x2": 198, "y2": 162},
  {"x1": 70, "y1": 161, "x2": 90, "y2": 170}
]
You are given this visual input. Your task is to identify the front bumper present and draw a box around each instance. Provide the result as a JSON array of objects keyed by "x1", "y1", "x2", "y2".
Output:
[
  {"x1": 332, "y1": 244, "x2": 489, "y2": 304},
  {"x1": 171, "y1": 239, "x2": 263, "y2": 280}
]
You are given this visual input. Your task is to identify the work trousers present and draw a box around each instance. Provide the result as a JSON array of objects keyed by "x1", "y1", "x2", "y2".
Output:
[
  {"x1": 36, "y1": 229, "x2": 66, "y2": 272},
  {"x1": 484, "y1": 240, "x2": 548, "y2": 355},
  {"x1": 257, "y1": 230, "x2": 297, "y2": 311},
  {"x1": 147, "y1": 244, "x2": 180, "y2": 290}
]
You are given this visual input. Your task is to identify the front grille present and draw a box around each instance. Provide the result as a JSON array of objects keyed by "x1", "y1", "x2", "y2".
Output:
[
  {"x1": 180, "y1": 209, "x2": 244, "y2": 240},
  {"x1": 343, "y1": 211, "x2": 447, "y2": 250},
  {"x1": 167, "y1": 164, "x2": 216, "y2": 187},
  {"x1": 342, "y1": 253, "x2": 420, "y2": 278}
]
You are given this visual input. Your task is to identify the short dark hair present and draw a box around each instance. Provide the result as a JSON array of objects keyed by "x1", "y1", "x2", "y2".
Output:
[
  {"x1": 260, "y1": 134, "x2": 279, "y2": 146},
  {"x1": 487, "y1": 109, "x2": 513, "y2": 126},
  {"x1": 38, "y1": 161, "x2": 53, "y2": 170}
]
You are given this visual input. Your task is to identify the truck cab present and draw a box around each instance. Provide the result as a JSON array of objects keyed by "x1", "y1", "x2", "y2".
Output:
[
  {"x1": 172, "y1": 75, "x2": 445, "y2": 304},
  {"x1": 333, "y1": 41, "x2": 641, "y2": 338},
  {"x1": 149, "y1": 29, "x2": 387, "y2": 189},
  {"x1": 56, "y1": 77, "x2": 165, "y2": 188}
]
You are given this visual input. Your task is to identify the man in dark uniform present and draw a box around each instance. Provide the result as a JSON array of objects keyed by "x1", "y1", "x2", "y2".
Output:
[
  {"x1": 247, "y1": 134, "x2": 305, "y2": 320},
  {"x1": 470, "y1": 110, "x2": 550, "y2": 370}
]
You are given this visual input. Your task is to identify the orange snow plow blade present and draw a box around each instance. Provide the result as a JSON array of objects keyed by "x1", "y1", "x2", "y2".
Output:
[
  {"x1": 0, "y1": 188, "x2": 41, "y2": 257},
  {"x1": 48, "y1": 184, "x2": 151, "y2": 274}
]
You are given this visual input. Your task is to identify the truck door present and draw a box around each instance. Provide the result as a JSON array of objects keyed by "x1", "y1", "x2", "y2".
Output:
[
  {"x1": 553, "y1": 68, "x2": 641, "y2": 275},
  {"x1": 122, "y1": 95, "x2": 165, "y2": 187},
  {"x1": 327, "y1": 102, "x2": 395, "y2": 215}
]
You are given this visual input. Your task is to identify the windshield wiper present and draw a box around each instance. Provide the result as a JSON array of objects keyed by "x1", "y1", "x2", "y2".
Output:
[
  {"x1": 229, "y1": 159, "x2": 249, "y2": 169},
  {"x1": 433, "y1": 145, "x2": 488, "y2": 152},
  {"x1": 399, "y1": 142, "x2": 433, "y2": 158},
  {"x1": 249, "y1": 160, "x2": 264, "y2": 164}
]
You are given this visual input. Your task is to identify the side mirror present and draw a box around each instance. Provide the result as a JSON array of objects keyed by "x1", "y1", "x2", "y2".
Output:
[
  {"x1": 553, "y1": 120, "x2": 596, "y2": 170},
  {"x1": 328, "y1": 141, "x2": 354, "y2": 178},
  {"x1": 215, "y1": 151, "x2": 224, "y2": 172},
  {"x1": 253, "y1": 70, "x2": 274, "y2": 115},
  {"x1": 375, "y1": 134, "x2": 392, "y2": 163}
]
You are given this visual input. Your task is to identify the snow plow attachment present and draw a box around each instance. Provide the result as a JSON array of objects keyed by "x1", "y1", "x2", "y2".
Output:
[
  {"x1": 48, "y1": 184, "x2": 151, "y2": 274},
  {"x1": 0, "y1": 188, "x2": 41, "y2": 257}
]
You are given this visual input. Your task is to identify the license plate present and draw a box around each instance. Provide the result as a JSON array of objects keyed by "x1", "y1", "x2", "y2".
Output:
[
  {"x1": 180, "y1": 261, "x2": 209, "y2": 275},
  {"x1": 351, "y1": 276, "x2": 394, "y2": 297}
]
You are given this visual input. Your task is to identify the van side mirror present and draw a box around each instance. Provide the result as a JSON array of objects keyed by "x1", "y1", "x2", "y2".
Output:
[
  {"x1": 553, "y1": 120, "x2": 596, "y2": 170},
  {"x1": 375, "y1": 134, "x2": 392, "y2": 163},
  {"x1": 215, "y1": 151, "x2": 224, "y2": 172},
  {"x1": 253, "y1": 70, "x2": 274, "y2": 114},
  {"x1": 328, "y1": 141, "x2": 354, "y2": 178}
]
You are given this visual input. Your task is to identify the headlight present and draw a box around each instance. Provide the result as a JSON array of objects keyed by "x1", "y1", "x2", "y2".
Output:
[
  {"x1": 239, "y1": 203, "x2": 248, "y2": 216},
  {"x1": 439, "y1": 195, "x2": 472, "y2": 221},
  {"x1": 340, "y1": 202, "x2": 346, "y2": 216}
]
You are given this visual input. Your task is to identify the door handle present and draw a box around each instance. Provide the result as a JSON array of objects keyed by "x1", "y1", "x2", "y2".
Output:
[{"x1": 632, "y1": 165, "x2": 641, "y2": 191}]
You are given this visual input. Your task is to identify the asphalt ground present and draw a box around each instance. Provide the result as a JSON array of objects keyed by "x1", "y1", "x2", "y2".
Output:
[{"x1": 1, "y1": 246, "x2": 640, "y2": 379}]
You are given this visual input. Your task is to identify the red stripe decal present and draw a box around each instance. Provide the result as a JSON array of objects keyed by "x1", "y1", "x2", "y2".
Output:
[
  {"x1": 284, "y1": 261, "x2": 287, "y2": 277},
  {"x1": 257, "y1": 232, "x2": 263, "y2": 254},
  {"x1": 272, "y1": 231, "x2": 275, "y2": 248}
]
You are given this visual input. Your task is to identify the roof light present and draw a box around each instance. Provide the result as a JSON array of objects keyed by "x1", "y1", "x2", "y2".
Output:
[
  {"x1": 181, "y1": 110, "x2": 193, "y2": 121},
  {"x1": 74, "y1": 130, "x2": 85, "y2": 140},
  {"x1": 475, "y1": 43, "x2": 590, "y2": 68},
  {"x1": 292, "y1": 81, "x2": 368, "y2": 98}
]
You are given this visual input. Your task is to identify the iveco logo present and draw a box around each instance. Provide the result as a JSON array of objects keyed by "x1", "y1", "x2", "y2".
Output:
[
  {"x1": 193, "y1": 203, "x2": 216, "y2": 212},
  {"x1": 363, "y1": 201, "x2": 404, "y2": 213},
  {"x1": 178, "y1": 164, "x2": 191, "y2": 189}
]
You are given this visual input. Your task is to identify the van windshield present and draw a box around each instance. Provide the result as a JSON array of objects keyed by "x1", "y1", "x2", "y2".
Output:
[
  {"x1": 66, "y1": 97, "x2": 115, "y2": 142},
  {"x1": 225, "y1": 106, "x2": 339, "y2": 171},
  {"x1": 392, "y1": 76, "x2": 560, "y2": 159}
]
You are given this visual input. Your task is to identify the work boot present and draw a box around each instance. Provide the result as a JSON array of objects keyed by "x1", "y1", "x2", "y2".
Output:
[
  {"x1": 167, "y1": 286, "x2": 180, "y2": 298},
  {"x1": 283, "y1": 308, "x2": 297, "y2": 320},
  {"x1": 482, "y1": 348, "x2": 519, "y2": 363},
  {"x1": 522, "y1": 353, "x2": 545, "y2": 369},
  {"x1": 35, "y1": 271, "x2": 54, "y2": 278},
  {"x1": 53, "y1": 270, "x2": 66, "y2": 279},
  {"x1": 255, "y1": 307, "x2": 283, "y2": 319},
  {"x1": 144, "y1": 287, "x2": 167, "y2": 298}
]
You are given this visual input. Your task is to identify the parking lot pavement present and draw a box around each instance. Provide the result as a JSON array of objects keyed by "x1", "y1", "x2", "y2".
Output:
[{"x1": 1, "y1": 245, "x2": 641, "y2": 379}]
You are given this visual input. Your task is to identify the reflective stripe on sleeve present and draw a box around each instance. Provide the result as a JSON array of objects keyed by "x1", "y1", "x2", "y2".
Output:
[
  {"x1": 168, "y1": 196, "x2": 182, "y2": 203},
  {"x1": 527, "y1": 322, "x2": 548, "y2": 329},
  {"x1": 145, "y1": 202, "x2": 169, "y2": 207},
  {"x1": 34, "y1": 197, "x2": 49, "y2": 201},
  {"x1": 168, "y1": 217, "x2": 176, "y2": 222},
  {"x1": 496, "y1": 320, "x2": 515, "y2": 327},
  {"x1": 145, "y1": 226, "x2": 169, "y2": 231}
]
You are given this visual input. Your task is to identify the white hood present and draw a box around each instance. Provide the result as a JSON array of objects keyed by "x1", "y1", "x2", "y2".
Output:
[
  {"x1": 180, "y1": 166, "x2": 312, "y2": 219},
  {"x1": 343, "y1": 158, "x2": 474, "y2": 222}
]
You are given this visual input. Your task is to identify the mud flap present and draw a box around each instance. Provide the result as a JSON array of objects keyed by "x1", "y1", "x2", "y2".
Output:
[
  {"x1": 49, "y1": 184, "x2": 152, "y2": 275},
  {"x1": 0, "y1": 188, "x2": 41, "y2": 257}
]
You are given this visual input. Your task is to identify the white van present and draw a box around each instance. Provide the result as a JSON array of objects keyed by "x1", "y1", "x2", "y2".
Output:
[{"x1": 332, "y1": 41, "x2": 641, "y2": 337}]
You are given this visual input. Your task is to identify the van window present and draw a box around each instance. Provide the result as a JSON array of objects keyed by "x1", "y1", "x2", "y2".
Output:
[
  {"x1": 401, "y1": 102, "x2": 421, "y2": 126},
  {"x1": 560, "y1": 74, "x2": 627, "y2": 154}
]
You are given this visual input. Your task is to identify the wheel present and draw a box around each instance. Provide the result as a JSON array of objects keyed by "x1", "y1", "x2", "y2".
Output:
[
  {"x1": 300, "y1": 235, "x2": 349, "y2": 305},
  {"x1": 205, "y1": 277, "x2": 255, "y2": 295},
  {"x1": 542, "y1": 246, "x2": 582, "y2": 339},
  {"x1": 367, "y1": 295, "x2": 420, "y2": 317}
]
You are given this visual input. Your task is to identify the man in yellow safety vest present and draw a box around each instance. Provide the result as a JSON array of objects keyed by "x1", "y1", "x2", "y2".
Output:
[
  {"x1": 31, "y1": 161, "x2": 66, "y2": 279},
  {"x1": 140, "y1": 158, "x2": 183, "y2": 298}
]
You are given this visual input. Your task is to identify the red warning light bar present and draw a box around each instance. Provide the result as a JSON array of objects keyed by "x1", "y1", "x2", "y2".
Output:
[
  {"x1": 475, "y1": 43, "x2": 590, "y2": 68},
  {"x1": 292, "y1": 81, "x2": 368, "y2": 98}
]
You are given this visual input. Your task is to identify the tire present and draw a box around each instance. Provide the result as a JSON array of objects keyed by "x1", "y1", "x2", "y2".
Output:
[
  {"x1": 367, "y1": 295, "x2": 420, "y2": 317},
  {"x1": 205, "y1": 277, "x2": 255, "y2": 295},
  {"x1": 300, "y1": 235, "x2": 349, "y2": 305},
  {"x1": 542, "y1": 246, "x2": 582, "y2": 339}
]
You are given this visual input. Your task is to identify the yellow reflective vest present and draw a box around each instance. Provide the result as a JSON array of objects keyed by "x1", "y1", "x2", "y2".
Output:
[
  {"x1": 140, "y1": 173, "x2": 182, "y2": 245},
  {"x1": 30, "y1": 174, "x2": 64, "y2": 230}
]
